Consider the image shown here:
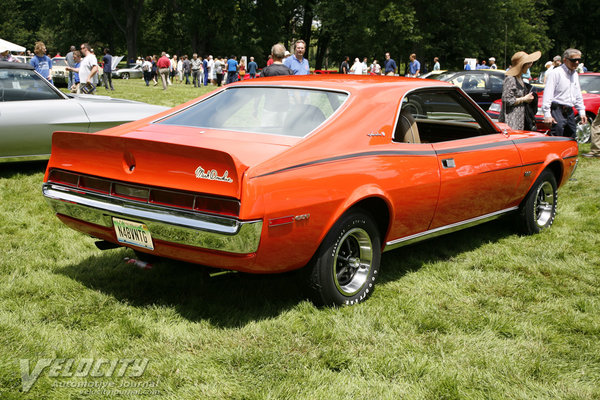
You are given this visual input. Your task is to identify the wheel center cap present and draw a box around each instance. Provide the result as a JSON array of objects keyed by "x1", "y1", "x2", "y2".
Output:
[{"x1": 348, "y1": 257, "x2": 361, "y2": 269}]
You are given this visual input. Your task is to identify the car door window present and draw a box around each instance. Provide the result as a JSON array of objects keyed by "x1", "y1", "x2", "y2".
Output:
[
  {"x1": 394, "y1": 89, "x2": 496, "y2": 143},
  {"x1": 0, "y1": 69, "x2": 63, "y2": 102}
]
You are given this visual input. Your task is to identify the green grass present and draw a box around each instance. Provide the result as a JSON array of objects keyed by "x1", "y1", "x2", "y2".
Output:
[
  {"x1": 62, "y1": 75, "x2": 217, "y2": 107},
  {"x1": 1, "y1": 80, "x2": 600, "y2": 399}
]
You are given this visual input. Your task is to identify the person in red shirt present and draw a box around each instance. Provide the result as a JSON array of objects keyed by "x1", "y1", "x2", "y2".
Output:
[{"x1": 157, "y1": 52, "x2": 171, "y2": 90}]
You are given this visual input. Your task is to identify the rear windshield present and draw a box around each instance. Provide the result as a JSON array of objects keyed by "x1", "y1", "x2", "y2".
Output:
[{"x1": 156, "y1": 87, "x2": 348, "y2": 137}]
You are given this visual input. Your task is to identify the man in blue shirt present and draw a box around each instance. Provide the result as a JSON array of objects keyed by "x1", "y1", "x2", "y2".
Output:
[
  {"x1": 407, "y1": 53, "x2": 420, "y2": 77},
  {"x1": 226, "y1": 56, "x2": 239, "y2": 84},
  {"x1": 102, "y1": 48, "x2": 114, "y2": 90},
  {"x1": 384, "y1": 52, "x2": 396, "y2": 75},
  {"x1": 247, "y1": 57, "x2": 258, "y2": 78},
  {"x1": 31, "y1": 41, "x2": 53, "y2": 83},
  {"x1": 464, "y1": 59, "x2": 471, "y2": 70},
  {"x1": 284, "y1": 40, "x2": 309, "y2": 75}
]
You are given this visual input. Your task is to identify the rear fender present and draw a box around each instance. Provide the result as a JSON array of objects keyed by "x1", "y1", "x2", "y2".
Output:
[{"x1": 318, "y1": 184, "x2": 393, "y2": 250}]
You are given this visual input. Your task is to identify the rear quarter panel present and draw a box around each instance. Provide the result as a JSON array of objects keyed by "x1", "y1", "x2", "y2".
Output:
[{"x1": 511, "y1": 134, "x2": 578, "y2": 200}]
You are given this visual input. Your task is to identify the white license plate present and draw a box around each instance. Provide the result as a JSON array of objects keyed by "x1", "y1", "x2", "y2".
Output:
[{"x1": 112, "y1": 217, "x2": 154, "y2": 250}]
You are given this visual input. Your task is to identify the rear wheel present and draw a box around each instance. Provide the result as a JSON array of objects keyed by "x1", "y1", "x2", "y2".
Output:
[
  {"x1": 307, "y1": 211, "x2": 381, "y2": 306},
  {"x1": 518, "y1": 169, "x2": 557, "y2": 234},
  {"x1": 122, "y1": 72, "x2": 130, "y2": 79}
]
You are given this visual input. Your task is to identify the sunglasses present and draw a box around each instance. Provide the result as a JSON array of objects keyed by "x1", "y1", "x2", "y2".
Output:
[{"x1": 567, "y1": 57, "x2": 582, "y2": 63}]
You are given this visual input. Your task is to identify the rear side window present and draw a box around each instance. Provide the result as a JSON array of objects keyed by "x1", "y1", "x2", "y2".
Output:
[{"x1": 156, "y1": 87, "x2": 348, "y2": 137}]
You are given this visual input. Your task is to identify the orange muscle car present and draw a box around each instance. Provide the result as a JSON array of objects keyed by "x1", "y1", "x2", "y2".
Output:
[{"x1": 42, "y1": 75, "x2": 579, "y2": 306}]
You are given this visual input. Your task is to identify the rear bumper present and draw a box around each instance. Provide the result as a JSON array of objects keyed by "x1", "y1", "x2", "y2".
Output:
[{"x1": 42, "y1": 182, "x2": 262, "y2": 254}]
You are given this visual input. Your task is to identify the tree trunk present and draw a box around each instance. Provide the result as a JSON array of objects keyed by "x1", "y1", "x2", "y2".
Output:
[{"x1": 109, "y1": 0, "x2": 144, "y2": 66}]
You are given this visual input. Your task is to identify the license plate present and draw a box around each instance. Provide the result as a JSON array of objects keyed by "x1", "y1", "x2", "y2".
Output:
[{"x1": 112, "y1": 217, "x2": 154, "y2": 250}]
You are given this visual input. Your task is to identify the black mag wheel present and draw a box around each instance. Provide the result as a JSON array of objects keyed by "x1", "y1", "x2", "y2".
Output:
[
  {"x1": 307, "y1": 211, "x2": 381, "y2": 306},
  {"x1": 518, "y1": 169, "x2": 558, "y2": 235},
  {"x1": 122, "y1": 72, "x2": 130, "y2": 79}
]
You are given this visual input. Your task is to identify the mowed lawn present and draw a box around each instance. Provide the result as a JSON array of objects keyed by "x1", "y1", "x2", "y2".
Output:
[{"x1": 1, "y1": 78, "x2": 599, "y2": 399}]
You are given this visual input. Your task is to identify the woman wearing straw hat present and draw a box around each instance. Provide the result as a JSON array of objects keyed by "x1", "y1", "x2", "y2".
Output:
[{"x1": 498, "y1": 50, "x2": 541, "y2": 130}]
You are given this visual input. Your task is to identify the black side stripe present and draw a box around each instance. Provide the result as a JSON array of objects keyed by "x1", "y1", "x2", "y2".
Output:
[
  {"x1": 512, "y1": 136, "x2": 577, "y2": 144},
  {"x1": 253, "y1": 137, "x2": 574, "y2": 178},
  {"x1": 253, "y1": 150, "x2": 435, "y2": 178}
]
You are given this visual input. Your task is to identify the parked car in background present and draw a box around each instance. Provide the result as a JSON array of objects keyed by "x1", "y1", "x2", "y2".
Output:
[
  {"x1": 0, "y1": 62, "x2": 168, "y2": 162},
  {"x1": 51, "y1": 56, "x2": 68, "y2": 86},
  {"x1": 112, "y1": 64, "x2": 143, "y2": 79},
  {"x1": 487, "y1": 72, "x2": 600, "y2": 143},
  {"x1": 13, "y1": 55, "x2": 32, "y2": 64},
  {"x1": 420, "y1": 70, "x2": 447, "y2": 79},
  {"x1": 42, "y1": 75, "x2": 578, "y2": 306},
  {"x1": 428, "y1": 69, "x2": 543, "y2": 111}
]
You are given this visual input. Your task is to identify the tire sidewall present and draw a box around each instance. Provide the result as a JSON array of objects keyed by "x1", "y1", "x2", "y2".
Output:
[
  {"x1": 521, "y1": 170, "x2": 557, "y2": 234},
  {"x1": 312, "y1": 211, "x2": 381, "y2": 306}
]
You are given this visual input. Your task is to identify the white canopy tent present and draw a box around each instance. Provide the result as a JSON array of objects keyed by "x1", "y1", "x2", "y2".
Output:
[{"x1": 0, "y1": 39, "x2": 26, "y2": 53}]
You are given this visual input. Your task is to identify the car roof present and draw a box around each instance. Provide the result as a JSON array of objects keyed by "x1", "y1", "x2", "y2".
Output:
[
  {"x1": 226, "y1": 74, "x2": 453, "y2": 94},
  {"x1": 0, "y1": 61, "x2": 34, "y2": 70}
]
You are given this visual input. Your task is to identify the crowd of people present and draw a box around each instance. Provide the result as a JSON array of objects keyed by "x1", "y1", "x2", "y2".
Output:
[
  {"x1": 130, "y1": 40, "x2": 310, "y2": 90},
  {"x1": 3, "y1": 39, "x2": 598, "y2": 155}
]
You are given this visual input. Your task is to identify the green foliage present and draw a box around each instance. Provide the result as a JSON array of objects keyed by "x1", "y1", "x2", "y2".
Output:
[{"x1": 0, "y1": 0, "x2": 595, "y2": 73}]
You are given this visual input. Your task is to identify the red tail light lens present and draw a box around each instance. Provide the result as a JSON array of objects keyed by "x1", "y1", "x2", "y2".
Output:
[
  {"x1": 150, "y1": 189, "x2": 195, "y2": 209},
  {"x1": 194, "y1": 196, "x2": 240, "y2": 217},
  {"x1": 48, "y1": 170, "x2": 79, "y2": 186},
  {"x1": 47, "y1": 169, "x2": 240, "y2": 217}
]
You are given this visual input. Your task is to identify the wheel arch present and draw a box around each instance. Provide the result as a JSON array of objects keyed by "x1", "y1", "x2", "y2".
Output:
[
  {"x1": 347, "y1": 197, "x2": 391, "y2": 246},
  {"x1": 545, "y1": 159, "x2": 565, "y2": 187},
  {"x1": 330, "y1": 186, "x2": 393, "y2": 250}
]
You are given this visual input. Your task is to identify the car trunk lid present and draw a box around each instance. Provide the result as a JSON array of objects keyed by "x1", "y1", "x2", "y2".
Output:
[{"x1": 47, "y1": 126, "x2": 297, "y2": 199}]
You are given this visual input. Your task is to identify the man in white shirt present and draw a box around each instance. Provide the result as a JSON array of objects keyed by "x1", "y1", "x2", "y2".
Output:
[
  {"x1": 542, "y1": 48, "x2": 587, "y2": 138},
  {"x1": 207, "y1": 55, "x2": 215, "y2": 84},
  {"x1": 67, "y1": 43, "x2": 98, "y2": 94}
]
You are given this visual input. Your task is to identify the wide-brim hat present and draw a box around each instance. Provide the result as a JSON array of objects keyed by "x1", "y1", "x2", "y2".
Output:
[{"x1": 506, "y1": 50, "x2": 541, "y2": 76}]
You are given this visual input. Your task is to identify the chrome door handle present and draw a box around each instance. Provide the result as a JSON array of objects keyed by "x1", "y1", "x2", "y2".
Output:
[{"x1": 442, "y1": 158, "x2": 456, "y2": 168}]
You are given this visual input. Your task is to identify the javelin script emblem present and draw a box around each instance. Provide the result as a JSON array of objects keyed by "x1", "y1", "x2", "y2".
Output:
[{"x1": 194, "y1": 166, "x2": 234, "y2": 183}]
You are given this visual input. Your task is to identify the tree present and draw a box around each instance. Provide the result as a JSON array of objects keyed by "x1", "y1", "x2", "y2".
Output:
[{"x1": 109, "y1": 0, "x2": 145, "y2": 65}]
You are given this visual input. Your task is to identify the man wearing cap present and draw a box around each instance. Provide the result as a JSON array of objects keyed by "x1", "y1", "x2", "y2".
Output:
[
  {"x1": 157, "y1": 52, "x2": 171, "y2": 90},
  {"x1": 489, "y1": 57, "x2": 497, "y2": 69},
  {"x1": 542, "y1": 48, "x2": 587, "y2": 138}
]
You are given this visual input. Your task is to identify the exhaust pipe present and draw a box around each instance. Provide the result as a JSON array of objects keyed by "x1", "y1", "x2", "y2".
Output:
[{"x1": 95, "y1": 240, "x2": 121, "y2": 250}]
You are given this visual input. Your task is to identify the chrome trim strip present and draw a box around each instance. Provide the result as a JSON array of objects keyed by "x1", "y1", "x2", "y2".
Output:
[
  {"x1": 383, "y1": 207, "x2": 519, "y2": 252},
  {"x1": 42, "y1": 183, "x2": 262, "y2": 254}
]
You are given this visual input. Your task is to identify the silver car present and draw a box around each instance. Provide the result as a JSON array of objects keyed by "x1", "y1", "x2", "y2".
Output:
[
  {"x1": 0, "y1": 61, "x2": 167, "y2": 163},
  {"x1": 112, "y1": 64, "x2": 143, "y2": 79}
]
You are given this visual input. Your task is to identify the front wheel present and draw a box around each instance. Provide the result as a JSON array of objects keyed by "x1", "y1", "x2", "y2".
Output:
[
  {"x1": 307, "y1": 211, "x2": 381, "y2": 306},
  {"x1": 122, "y1": 72, "x2": 130, "y2": 80},
  {"x1": 518, "y1": 170, "x2": 557, "y2": 234},
  {"x1": 576, "y1": 113, "x2": 593, "y2": 143}
]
